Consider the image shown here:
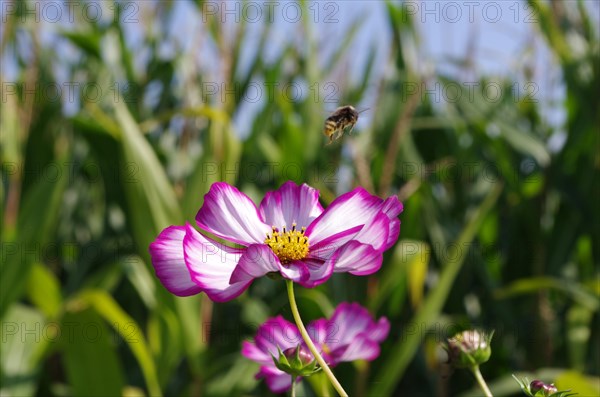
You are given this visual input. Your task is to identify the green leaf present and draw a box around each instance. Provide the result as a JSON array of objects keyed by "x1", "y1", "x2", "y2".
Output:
[
  {"x1": 407, "y1": 241, "x2": 429, "y2": 308},
  {"x1": 113, "y1": 100, "x2": 183, "y2": 258},
  {"x1": 495, "y1": 277, "x2": 600, "y2": 311},
  {"x1": 0, "y1": 86, "x2": 21, "y2": 169},
  {"x1": 296, "y1": 289, "x2": 335, "y2": 318},
  {"x1": 139, "y1": 107, "x2": 229, "y2": 134},
  {"x1": 60, "y1": 31, "x2": 101, "y2": 59},
  {"x1": 205, "y1": 355, "x2": 257, "y2": 396},
  {"x1": 555, "y1": 371, "x2": 600, "y2": 396},
  {"x1": 147, "y1": 306, "x2": 184, "y2": 385},
  {"x1": 75, "y1": 289, "x2": 162, "y2": 396},
  {"x1": 566, "y1": 306, "x2": 593, "y2": 370},
  {"x1": 183, "y1": 121, "x2": 241, "y2": 220},
  {"x1": 121, "y1": 255, "x2": 157, "y2": 309},
  {"x1": 61, "y1": 308, "x2": 125, "y2": 397},
  {"x1": 527, "y1": 0, "x2": 573, "y2": 64},
  {"x1": 174, "y1": 295, "x2": 206, "y2": 370},
  {"x1": 25, "y1": 263, "x2": 62, "y2": 319},
  {"x1": 0, "y1": 305, "x2": 47, "y2": 397},
  {"x1": 495, "y1": 119, "x2": 551, "y2": 167},
  {"x1": 241, "y1": 297, "x2": 271, "y2": 326},
  {"x1": 0, "y1": 159, "x2": 69, "y2": 319}
]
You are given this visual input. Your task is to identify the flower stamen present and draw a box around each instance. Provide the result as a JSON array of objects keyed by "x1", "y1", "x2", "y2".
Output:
[{"x1": 265, "y1": 223, "x2": 309, "y2": 264}]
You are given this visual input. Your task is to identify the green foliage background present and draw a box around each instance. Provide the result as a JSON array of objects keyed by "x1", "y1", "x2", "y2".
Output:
[{"x1": 1, "y1": 1, "x2": 599, "y2": 396}]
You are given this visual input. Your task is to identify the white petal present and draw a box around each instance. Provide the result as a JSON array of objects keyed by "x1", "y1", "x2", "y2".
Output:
[
  {"x1": 183, "y1": 223, "x2": 251, "y2": 302},
  {"x1": 259, "y1": 181, "x2": 324, "y2": 228},
  {"x1": 331, "y1": 336, "x2": 380, "y2": 363},
  {"x1": 297, "y1": 259, "x2": 334, "y2": 287},
  {"x1": 306, "y1": 187, "x2": 384, "y2": 251},
  {"x1": 351, "y1": 212, "x2": 390, "y2": 251},
  {"x1": 228, "y1": 244, "x2": 280, "y2": 283},
  {"x1": 329, "y1": 241, "x2": 383, "y2": 276},
  {"x1": 195, "y1": 182, "x2": 270, "y2": 246},
  {"x1": 149, "y1": 226, "x2": 203, "y2": 296}
]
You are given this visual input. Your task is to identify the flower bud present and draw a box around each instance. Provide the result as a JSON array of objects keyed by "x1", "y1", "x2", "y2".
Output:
[
  {"x1": 272, "y1": 345, "x2": 321, "y2": 378},
  {"x1": 446, "y1": 329, "x2": 493, "y2": 368},
  {"x1": 530, "y1": 380, "x2": 558, "y2": 396},
  {"x1": 283, "y1": 347, "x2": 314, "y2": 366},
  {"x1": 512, "y1": 375, "x2": 576, "y2": 397}
]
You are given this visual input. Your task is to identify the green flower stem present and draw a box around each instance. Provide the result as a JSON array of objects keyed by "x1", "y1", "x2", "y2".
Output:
[
  {"x1": 290, "y1": 376, "x2": 296, "y2": 397},
  {"x1": 471, "y1": 365, "x2": 493, "y2": 397},
  {"x1": 286, "y1": 280, "x2": 348, "y2": 397}
]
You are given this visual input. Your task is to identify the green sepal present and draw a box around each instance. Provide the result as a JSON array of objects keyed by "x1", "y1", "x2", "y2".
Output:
[
  {"x1": 446, "y1": 329, "x2": 494, "y2": 368},
  {"x1": 271, "y1": 346, "x2": 321, "y2": 378}
]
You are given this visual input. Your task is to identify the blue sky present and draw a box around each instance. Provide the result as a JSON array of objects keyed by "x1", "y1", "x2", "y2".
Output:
[{"x1": 2, "y1": 0, "x2": 598, "y2": 143}]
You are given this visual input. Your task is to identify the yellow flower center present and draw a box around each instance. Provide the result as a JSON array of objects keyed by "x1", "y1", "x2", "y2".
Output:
[{"x1": 264, "y1": 223, "x2": 309, "y2": 264}]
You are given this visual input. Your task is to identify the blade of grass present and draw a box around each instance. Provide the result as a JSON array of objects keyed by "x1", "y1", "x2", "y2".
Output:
[
  {"x1": 0, "y1": 305, "x2": 47, "y2": 396},
  {"x1": 495, "y1": 277, "x2": 600, "y2": 311},
  {"x1": 25, "y1": 263, "x2": 62, "y2": 319},
  {"x1": 61, "y1": 308, "x2": 125, "y2": 397},
  {"x1": 113, "y1": 100, "x2": 183, "y2": 257},
  {"x1": 75, "y1": 289, "x2": 162, "y2": 397}
]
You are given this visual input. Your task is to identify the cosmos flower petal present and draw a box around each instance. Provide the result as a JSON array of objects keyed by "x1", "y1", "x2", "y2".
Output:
[
  {"x1": 307, "y1": 225, "x2": 364, "y2": 260},
  {"x1": 149, "y1": 226, "x2": 203, "y2": 297},
  {"x1": 242, "y1": 340, "x2": 271, "y2": 366},
  {"x1": 253, "y1": 316, "x2": 303, "y2": 357},
  {"x1": 228, "y1": 245, "x2": 310, "y2": 284},
  {"x1": 326, "y1": 303, "x2": 388, "y2": 351},
  {"x1": 369, "y1": 317, "x2": 391, "y2": 342},
  {"x1": 307, "y1": 191, "x2": 404, "y2": 256},
  {"x1": 228, "y1": 244, "x2": 280, "y2": 284},
  {"x1": 259, "y1": 366, "x2": 295, "y2": 393},
  {"x1": 351, "y1": 212, "x2": 390, "y2": 252},
  {"x1": 305, "y1": 187, "x2": 383, "y2": 247},
  {"x1": 382, "y1": 197, "x2": 403, "y2": 249},
  {"x1": 328, "y1": 241, "x2": 383, "y2": 276},
  {"x1": 386, "y1": 218, "x2": 401, "y2": 250},
  {"x1": 383, "y1": 196, "x2": 403, "y2": 218},
  {"x1": 280, "y1": 261, "x2": 311, "y2": 283},
  {"x1": 182, "y1": 223, "x2": 251, "y2": 302},
  {"x1": 259, "y1": 181, "x2": 324, "y2": 228},
  {"x1": 306, "y1": 318, "x2": 329, "y2": 347},
  {"x1": 330, "y1": 335, "x2": 381, "y2": 363},
  {"x1": 195, "y1": 182, "x2": 271, "y2": 246},
  {"x1": 297, "y1": 258, "x2": 335, "y2": 288}
]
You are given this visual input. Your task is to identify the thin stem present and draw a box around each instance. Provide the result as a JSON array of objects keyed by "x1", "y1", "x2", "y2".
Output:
[
  {"x1": 286, "y1": 280, "x2": 348, "y2": 397},
  {"x1": 291, "y1": 376, "x2": 296, "y2": 397},
  {"x1": 470, "y1": 365, "x2": 493, "y2": 397}
]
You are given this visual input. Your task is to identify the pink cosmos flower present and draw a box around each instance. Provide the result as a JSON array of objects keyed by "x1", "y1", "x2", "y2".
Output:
[
  {"x1": 149, "y1": 181, "x2": 402, "y2": 301},
  {"x1": 242, "y1": 302, "x2": 390, "y2": 393}
]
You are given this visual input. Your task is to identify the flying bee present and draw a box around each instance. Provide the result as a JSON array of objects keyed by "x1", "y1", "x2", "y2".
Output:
[{"x1": 323, "y1": 105, "x2": 368, "y2": 144}]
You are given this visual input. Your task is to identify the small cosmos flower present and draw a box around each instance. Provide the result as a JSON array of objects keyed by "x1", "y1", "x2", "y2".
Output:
[
  {"x1": 242, "y1": 302, "x2": 390, "y2": 393},
  {"x1": 149, "y1": 181, "x2": 402, "y2": 301}
]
